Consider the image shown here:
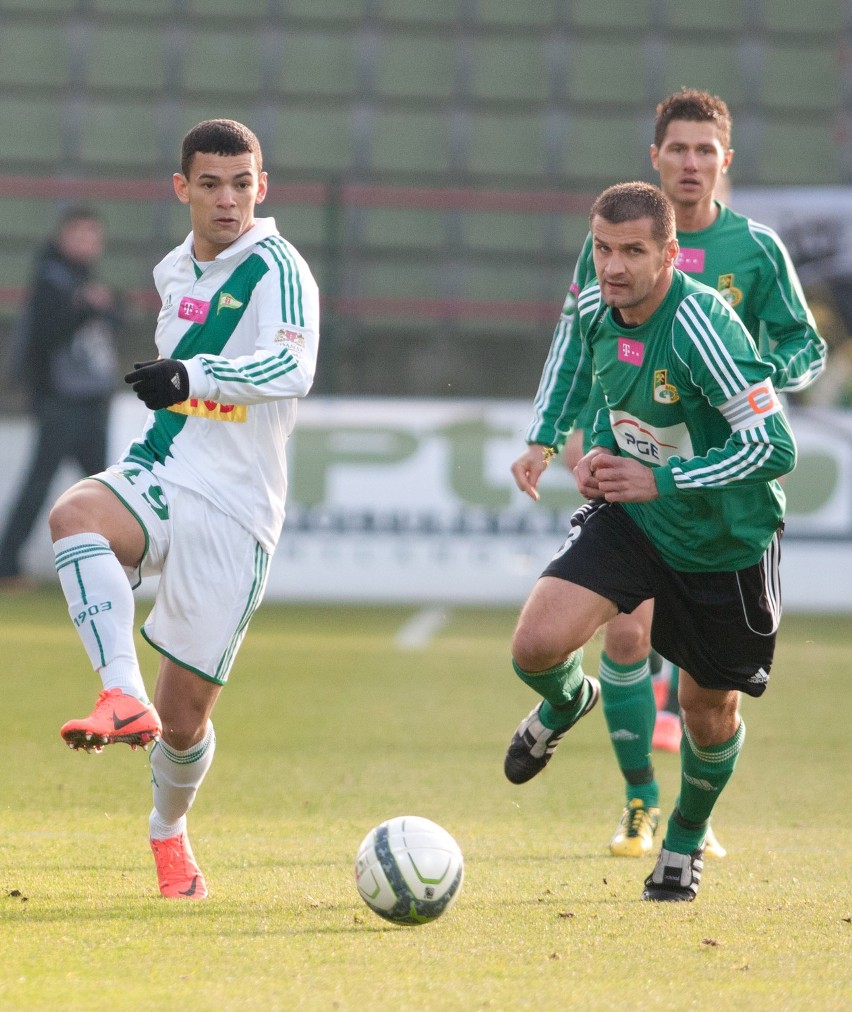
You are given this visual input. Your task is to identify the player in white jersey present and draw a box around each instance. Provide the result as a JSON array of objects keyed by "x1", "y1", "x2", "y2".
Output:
[{"x1": 48, "y1": 119, "x2": 319, "y2": 899}]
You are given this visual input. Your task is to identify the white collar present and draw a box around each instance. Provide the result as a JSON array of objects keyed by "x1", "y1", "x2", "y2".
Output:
[{"x1": 179, "y1": 217, "x2": 279, "y2": 264}]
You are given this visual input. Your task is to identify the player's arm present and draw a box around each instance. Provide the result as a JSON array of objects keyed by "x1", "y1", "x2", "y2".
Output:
[
  {"x1": 654, "y1": 295, "x2": 797, "y2": 497},
  {"x1": 749, "y1": 224, "x2": 827, "y2": 392},
  {"x1": 187, "y1": 265, "x2": 319, "y2": 404},
  {"x1": 128, "y1": 261, "x2": 320, "y2": 410},
  {"x1": 524, "y1": 234, "x2": 597, "y2": 450}
]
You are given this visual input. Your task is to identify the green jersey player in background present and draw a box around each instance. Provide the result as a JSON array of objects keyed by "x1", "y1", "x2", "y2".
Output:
[
  {"x1": 505, "y1": 181, "x2": 797, "y2": 901},
  {"x1": 511, "y1": 90, "x2": 826, "y2": 864}
]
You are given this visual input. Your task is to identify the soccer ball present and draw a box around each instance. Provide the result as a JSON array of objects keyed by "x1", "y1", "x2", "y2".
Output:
[{"x1": 354, "y1": 815, "x2": 464, "y2": 925}]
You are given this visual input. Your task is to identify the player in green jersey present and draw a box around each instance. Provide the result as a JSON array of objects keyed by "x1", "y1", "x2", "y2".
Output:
[
  {"x1": 504, "y1": 181, "x2": 796, "y2": 901},
  {"x1": 512, "y1": 90, "x2": 825, "y2": 864}
]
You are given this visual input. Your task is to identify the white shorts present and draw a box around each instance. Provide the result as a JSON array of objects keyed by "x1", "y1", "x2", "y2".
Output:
[{"x1": 94, "y1": 465, "x2": 271, "y2": 684}]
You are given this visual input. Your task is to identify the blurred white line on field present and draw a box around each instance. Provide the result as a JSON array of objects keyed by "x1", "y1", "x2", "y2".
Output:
[{"x1": 394, "y1": 607, "x2": 450, "y2": 650}]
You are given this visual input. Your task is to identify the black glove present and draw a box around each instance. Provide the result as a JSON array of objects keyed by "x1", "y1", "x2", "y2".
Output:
[{"x1": 125, "y1": 358, "x2": 189, "y2": 410}]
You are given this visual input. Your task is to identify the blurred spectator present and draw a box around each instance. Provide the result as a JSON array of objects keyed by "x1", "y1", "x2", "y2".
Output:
[{"x1": 0, "y1": 207, "x2": 121, "y2": 588}]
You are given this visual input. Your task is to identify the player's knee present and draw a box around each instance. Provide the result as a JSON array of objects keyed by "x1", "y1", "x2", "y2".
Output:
[
  {"x1": 158, "y1": 714, "x2": 209, "y2": 753},
  {"x1": 512, "y1": 624, "x2": 576, "y2": 673},
  {"x1": 48, "y1": 485, "x2": 94, "y2": 540},
  {"x1": 603, "y1": 615, "x2": 651, "y2": 664},
  {"x1": 680, "y1": 693, "x2": 739, "y2": 748}
]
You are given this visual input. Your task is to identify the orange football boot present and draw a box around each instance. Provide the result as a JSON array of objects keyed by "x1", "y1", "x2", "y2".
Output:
[
  {"x1": 60, "y1": 688, "x2": 161, "y2": 752},
  {"x1": 150, "y1": 833, "x2": 209, "y2": 899}
]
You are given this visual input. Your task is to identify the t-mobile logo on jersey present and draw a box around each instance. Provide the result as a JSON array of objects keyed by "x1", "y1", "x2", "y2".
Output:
[
  {"x1": 618, "y1": 337, "x2": 644, "y2": 366},
  {"x1": 676, "y1": 247, "x2": 706, "y2": 273},
  {"x1": 178, "y1": 296, "x2": 211, "y2": 323}
]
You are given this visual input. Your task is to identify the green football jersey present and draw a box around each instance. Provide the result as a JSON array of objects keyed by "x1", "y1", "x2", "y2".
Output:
[
  {"x1": 568, "y1": 270, "x2": 796, "y2": 572},
  {"x1": 529, "y1": 201, "x2": 826, "y2": 445}
]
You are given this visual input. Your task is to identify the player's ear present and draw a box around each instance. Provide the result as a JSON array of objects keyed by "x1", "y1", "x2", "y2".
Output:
[
  {"x1": 173, "y1": 173, "x2": 190, "y2": 205},
  {"x1": 664, "y1": 238, "x2": 679, "y2": 268},
  {"x1": 722, "y1": 148, "x2": 734, "y2": 173},
  {"x1": 650, "y1": 144, "x2": 660, "y2": 171},
  {"x1": 255, "y1": 171, "x2": 268, "y2": 205}
]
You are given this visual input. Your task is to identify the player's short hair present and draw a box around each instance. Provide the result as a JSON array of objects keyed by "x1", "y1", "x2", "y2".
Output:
[
  {"x1": 653, "y1": 88, "x2": 732, "y2": 149},
  {"x1": 180, "y1": 119, "x2": 263, "y2": 177},
  {"x1": 589, "y1": 181, "x2": 676, "y2": 245}
]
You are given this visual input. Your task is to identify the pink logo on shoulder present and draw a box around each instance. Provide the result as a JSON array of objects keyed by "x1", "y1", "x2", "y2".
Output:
[
  {"x1": 676, "y1": 247, "x2": 705, "y2": 273},
  {"x1": 618, "y1": 337, "x2": 644, "y2": 366},
  {"x1": 178, "y1": 296, "x2": 210, "y2": 323}
]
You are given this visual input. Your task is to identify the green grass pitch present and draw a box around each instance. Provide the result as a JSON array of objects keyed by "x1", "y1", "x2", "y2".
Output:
[{"x1": 0, "y1": 589, "x2": 850, "y2": 1009}]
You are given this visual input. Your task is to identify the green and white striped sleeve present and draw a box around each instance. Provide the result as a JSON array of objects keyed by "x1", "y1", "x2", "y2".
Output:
[{"x1": 526, "y1": 233, "x2": 597, "y2": 449}]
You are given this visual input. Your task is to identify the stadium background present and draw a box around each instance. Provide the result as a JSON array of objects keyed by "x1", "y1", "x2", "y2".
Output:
[{"x1": 0, "y1": 0, "x2": 850, "y2": 608}]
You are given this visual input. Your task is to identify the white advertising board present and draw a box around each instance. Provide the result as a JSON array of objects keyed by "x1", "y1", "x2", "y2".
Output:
[{"x1": 2, "y1": 396, "x2": 851, "y2": 611}]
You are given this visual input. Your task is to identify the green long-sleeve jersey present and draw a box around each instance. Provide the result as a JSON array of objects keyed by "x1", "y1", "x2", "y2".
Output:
[
  {"x1": 528, "y1": 202, "x2": 826, "y2": 446},
  {"x1": 560, "y1": 270, "x2": 797, "y2": 572}
]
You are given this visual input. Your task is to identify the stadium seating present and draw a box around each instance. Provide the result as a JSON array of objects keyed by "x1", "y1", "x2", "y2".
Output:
[
  {"x1": 356, "y1": 207, "x2": 449, "y2": 251},
  {"x1": 276, "y1": 28, "x2": 360, "y2": 99},
  {"x1": 0, "y1": 2, "x2": 845, "y2": 398},
  {"x1": 560, "y1": 113, "x2": 647, "y2": 183},
  {"x1": 0, "y1": 98, "x2": 64, "y2": 167},
  {"x1": 89, "y1": 0, "x2": 173, "y2": 12},
  {"x1": 182, "y1": 29, "x2": 266, "y2": 96},
  {"x1": 373, "y1": 34, "x2": 458, "y2": 100},
  {"x1": 656, "y1": 42, "x2": 746, "y2": 107},
  {"x1": 266, "y1": 106, "x2": 354, "y2": 176},
  {"x1": 469, "y1": 37, "x2": 553, "y2": 103},
  {"x1": 0, "y1": 22, "x2": 71, "y2": 88},
  {"x1": 373, "y1": 0, "x2": 459, "y2": 25},
  {"x1": 757, "y1": 120, "x2": 841, "y2": 185},
  {"x1": 568, "y1": 0, "x2": 654, "y2": 30},
  {"x1": 664, "y1": 0, "x2": 746, "y2": 31},
  {"x1": 183, "y1": 0, "x2": 270, "y2": 15},
  {"x1": 2, "y1": 0, "x2": 79, "y2": 10},
  {"x1": 78, "y1": 100, "x2": 162, "y2": 170},
  {"x1": 286, "y1": 0, "x2": 365, "y2": 22},
  {"x1": 566, "y1": 40, "x2": 649, "y2": 106},
  {"x1": 85, "y1": 24, "x2": 170, "y2": 93},
  {"x1": 369, "y1": 109, "x2": 453, "y2": 176},
  {"x1": 473, "y1": 0, "x2": 555, "y2": 28},
  {"x1": 760, "y1": 0, "x2": 841, "y2": 34},
  {"x1": 465, "y1": 111, "x2": 550, "y2": 180},
  {"x1": 760, "y1": 43, "x2": 838, "y2": 112}
]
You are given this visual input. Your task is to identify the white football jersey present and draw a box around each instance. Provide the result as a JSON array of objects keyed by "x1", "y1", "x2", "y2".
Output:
[{"x1": 121, "y1": 217, "x2": 319, "y2": 552}]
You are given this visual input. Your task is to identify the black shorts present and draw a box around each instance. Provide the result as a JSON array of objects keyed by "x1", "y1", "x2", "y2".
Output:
[{"x1": 541, "y1": 501, "x2": 782, "y2": 697}]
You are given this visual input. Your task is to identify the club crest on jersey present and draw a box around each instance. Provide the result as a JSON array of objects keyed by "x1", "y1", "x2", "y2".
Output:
[
  {"x1": 718, "y1": 273, "x2": 743, "y2": 307},
  {"x1": 217, "y1": 292, "x2": 244, "y2": 313},
  {"x1": 653, "y1": 369, "x2": 680, "y2": 404},
  {"x1": 618, "y1": 337, "x2": 644, "y2": 366}
]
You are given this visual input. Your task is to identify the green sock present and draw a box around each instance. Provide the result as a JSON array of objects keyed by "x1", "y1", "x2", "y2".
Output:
[
  {"x1": 664, "y1": 718, "x2": 746, "y2": 854},
  {"x1": 512, "y1": 651, "x2": 586, "y2": 730},
  {"x1": 599, "y1": 652, "x2": 659, "y2": 808}
]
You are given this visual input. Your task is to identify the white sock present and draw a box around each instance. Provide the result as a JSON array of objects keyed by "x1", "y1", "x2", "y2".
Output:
[
  {"x1": 53, "y1": 533, "x2": 149, "y2": 704},
  {"x1": 149, "y1": 722, "x2": 216, "y2": 839}
]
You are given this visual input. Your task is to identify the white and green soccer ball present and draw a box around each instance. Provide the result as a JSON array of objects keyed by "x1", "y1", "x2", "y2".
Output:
[{"x1": 354, "y1": 815, "x2": 464, "y2": 925}]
